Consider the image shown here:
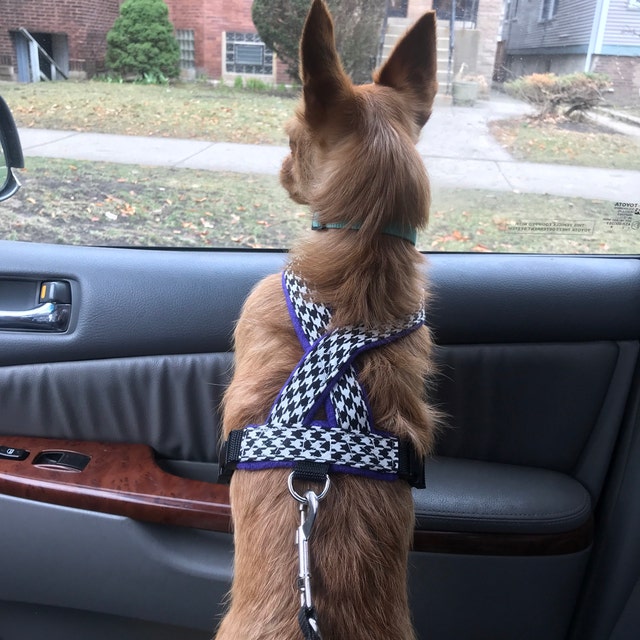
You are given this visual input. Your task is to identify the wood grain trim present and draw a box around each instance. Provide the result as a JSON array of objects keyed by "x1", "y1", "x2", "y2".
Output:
[
  {"x1": 412, "y1": 518, "x2": 593, "y2": 556},
  {"x1": 0, "y1": 436, "x2": 231, "y2": 532},
  {"x1": 0, "y1": 436, "x2": 592, "y2": 554}
]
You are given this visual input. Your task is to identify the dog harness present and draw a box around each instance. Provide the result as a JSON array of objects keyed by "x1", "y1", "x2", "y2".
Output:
[{"x1": 219, "y1": 268, "x2": 426, "y2": 488}]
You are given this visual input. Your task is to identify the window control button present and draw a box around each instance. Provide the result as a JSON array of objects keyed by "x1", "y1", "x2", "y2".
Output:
[
  {"x1": 32, "y1": 450, "x2": 90, "y2": 471},
  {"x1": 0, "y1": 446, "x2": 29, "y2": 461}
]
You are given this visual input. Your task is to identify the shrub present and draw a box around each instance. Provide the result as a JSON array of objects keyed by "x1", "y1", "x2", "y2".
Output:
[
  {"x1": 245, "y1": 78, "x2": 270, "y2": 92},
  {"x1": 106, "y1": 0, "x2": 180, "y2": 82},
  {"x1": 505, "y1": 72, "x2": 611, "y2": 118},
  {"x1": 252, "y1": 0, "x2": 387, "y2": 84}
]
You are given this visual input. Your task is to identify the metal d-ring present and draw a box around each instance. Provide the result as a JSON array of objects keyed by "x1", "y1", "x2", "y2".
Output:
[{"x1": 287, "y1": 471, "x2": 331, "y2": 504}]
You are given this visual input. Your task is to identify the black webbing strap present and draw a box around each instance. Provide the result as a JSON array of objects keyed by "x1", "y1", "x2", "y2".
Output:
[
  {"x1": 398, "y1": 441, "x2": 426, "y2": 489},
  {"x1": 298, "y1": 606, "x2": 322, "y2": 640},
  {"x1": 218, "y1": 429, "x2": 243, "y2": 483},
  {"x1": 292, "y1": 461, "x2": 330, "y2": 484}
]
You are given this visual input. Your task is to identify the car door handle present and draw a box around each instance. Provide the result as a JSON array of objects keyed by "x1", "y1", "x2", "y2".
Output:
[{"x1": 0, "y1": 301, "x2": 71, "y2": 332}]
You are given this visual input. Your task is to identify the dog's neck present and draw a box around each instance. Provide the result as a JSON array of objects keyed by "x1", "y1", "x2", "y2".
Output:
[
  {"x1": 311, "y1": 214, "x2": 418, "y2": 245},
  {"x1": 289, "y1": 227, "x2": 427, "y2": 330}
]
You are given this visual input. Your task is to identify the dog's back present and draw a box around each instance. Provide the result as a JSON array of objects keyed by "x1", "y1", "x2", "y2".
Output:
[{"x1": 217, "y1": 2, "x2": 439, "y2": 638}]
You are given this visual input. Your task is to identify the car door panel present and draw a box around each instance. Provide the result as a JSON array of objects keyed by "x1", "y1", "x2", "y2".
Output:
[
  {"x1": 0, "y1": 240, "x2": 638, "y2": 639},
  {"x1": 1, "y1": 493, "x2": 230, "y2": 637},
  {"x1": 434, "y1": 341, "x2": 638, "y2": 496},
  {"x1": 0, "y1": 353, "x2": 231, "y2": 461}
]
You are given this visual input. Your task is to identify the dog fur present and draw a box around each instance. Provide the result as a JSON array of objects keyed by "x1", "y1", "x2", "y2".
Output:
[{"x1": 217, "y1": 2, "x2": 439, "y2": 638}]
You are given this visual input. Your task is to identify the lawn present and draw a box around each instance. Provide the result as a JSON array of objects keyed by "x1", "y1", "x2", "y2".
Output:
[
  {"x1": 1, "y1": 80, "x2": 296, "y2": 145},
  {"x1": 3, "y1": 158, "x2": 635, "y2": 254},
  {"x1": 4, "y1": 80, "x2": 640, "y2": 170},
  {"x1": 2, "y1": 81, "x2": 638, "y2": 253},
  {"x1": 489, "y1": 117, "x2": 640, "y2": 170}
]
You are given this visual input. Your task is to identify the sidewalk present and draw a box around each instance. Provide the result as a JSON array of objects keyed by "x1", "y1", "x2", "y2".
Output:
[{"x1": 17, "y1": 93, "x2": 640, "y2": 202}]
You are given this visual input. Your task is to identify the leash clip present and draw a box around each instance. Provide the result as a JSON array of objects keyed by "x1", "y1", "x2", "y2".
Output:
[
  {"x1": 296, "y1": 490, "x2": 319, "y2": 613},
  {"x1": 288, "y1": 472, "x2": 329, "y2": 640}
]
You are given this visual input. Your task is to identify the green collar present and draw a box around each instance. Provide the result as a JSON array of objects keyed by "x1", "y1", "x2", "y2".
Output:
[{"x1": 311, "y1": 216, "x2": 417, "y2": 245}]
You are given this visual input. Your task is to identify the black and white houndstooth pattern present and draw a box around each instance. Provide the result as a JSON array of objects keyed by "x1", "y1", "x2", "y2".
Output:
[
  {"x1": 237, "y1": 269, "x2": 425, "y2": 475},
  {"x1": 240, "y1": 424, "x2": 400, "y2": 473},
  {"x1": 284, "y1": 269, "x2": 371, "y2": 433}
]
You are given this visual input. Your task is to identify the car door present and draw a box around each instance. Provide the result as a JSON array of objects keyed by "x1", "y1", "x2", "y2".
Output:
[{"x1": 1, "y1": 236, "x2": 639, "y2": 640}]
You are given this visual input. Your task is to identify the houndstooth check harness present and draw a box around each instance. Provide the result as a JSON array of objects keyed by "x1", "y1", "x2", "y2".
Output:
[{"x1": 219, "y1": 268, "x2": 426, "y2": 488}]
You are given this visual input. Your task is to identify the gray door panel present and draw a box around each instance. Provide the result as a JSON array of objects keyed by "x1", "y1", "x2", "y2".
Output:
[{"x1": 0, "y1": 240, "x2": 639, "y2": 639}]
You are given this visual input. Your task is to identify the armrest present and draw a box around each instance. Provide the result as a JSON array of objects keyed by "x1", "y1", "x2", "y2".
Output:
[
  {"x1": 413, "y1": 457, "x2": 593, "y2": 555},
  {"x1": 0, "y1": 438, "x2": 593, "y2": 555},
  {"x1": 415, "y1": 457, "x2": 592, "y2": 534}
]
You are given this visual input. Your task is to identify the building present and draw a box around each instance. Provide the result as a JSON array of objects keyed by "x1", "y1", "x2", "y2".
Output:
[
  {"x1": 0, "y1": 0, "x2": 282, "y2": 84},
  {"x1": 384, "y1": 0, "x2": 504, "y2": 90},
  {"x1": 165, "y1": 0, "x2": 284, "y2": 83},
  {"x1": 1, "y1": 0, "x2": 505, "y2": 92},
  {"x1": 0, "y1": 0, "x2": 122, "y2": 81},
  {"x1": 499, "y1": 0, "x2": 640, "y2": 105}
]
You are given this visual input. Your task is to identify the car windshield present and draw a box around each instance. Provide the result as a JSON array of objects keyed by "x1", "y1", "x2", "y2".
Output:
[{"x1": 1, "y1": 0, "x2": 639, "y2": 254}]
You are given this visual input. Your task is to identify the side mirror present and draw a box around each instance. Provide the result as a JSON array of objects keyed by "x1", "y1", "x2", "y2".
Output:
[{"x1": 0, "y1": 96, "x2": 25, "y2": 202}]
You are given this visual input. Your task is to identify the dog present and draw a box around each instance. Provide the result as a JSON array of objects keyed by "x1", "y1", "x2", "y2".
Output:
[{"x1": 217, "y1": 2, "x2": 439, "y2": 638}]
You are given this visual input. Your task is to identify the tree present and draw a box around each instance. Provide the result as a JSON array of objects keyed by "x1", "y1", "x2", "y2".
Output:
[
  {"x1": 106, "y1": 0, "x2": 180, "y2": 81},
  {"x1": 252, "y1": 0, "x2": 387, "y2": 84}
]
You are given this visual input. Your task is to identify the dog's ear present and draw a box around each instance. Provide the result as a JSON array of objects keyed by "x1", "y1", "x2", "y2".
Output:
[
  {"x1": 374, "y1": 11, "x2": 438, "y2": 128},
  {"x1": 299, "y1": 0, "x2": 351, "y2": 128}
]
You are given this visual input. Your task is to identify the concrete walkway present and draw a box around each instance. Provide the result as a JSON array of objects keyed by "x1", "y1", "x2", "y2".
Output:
[{"x1": 17, "y1": 94, "x2": 640, "y2": 202}]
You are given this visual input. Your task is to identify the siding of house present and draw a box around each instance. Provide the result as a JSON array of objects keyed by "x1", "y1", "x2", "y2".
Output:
[
  {"x1": 505, "y1": 0, "x2": 597, "y2": 54},
  {"x1": 601, "y1": 0, "x2": 640, "y2": 53}
]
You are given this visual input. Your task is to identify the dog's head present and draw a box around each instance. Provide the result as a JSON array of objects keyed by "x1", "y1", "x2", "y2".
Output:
[{"x1": 280, "y1": 0, "x2": 438, "y2": 241}]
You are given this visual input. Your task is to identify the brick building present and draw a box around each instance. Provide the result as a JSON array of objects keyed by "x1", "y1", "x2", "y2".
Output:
[
  {"x1": 0, "y1": 0, "x2": 283, "y2": 84},
  {"x1": 165, "y1": 0, "x2": 283, "y2": 83},
  {"x1": 0, "y1": 0, "x2": 123, "y2": 81},
  {"x1": 0, "y1": 0, "x2": 503, "y2": 89}
]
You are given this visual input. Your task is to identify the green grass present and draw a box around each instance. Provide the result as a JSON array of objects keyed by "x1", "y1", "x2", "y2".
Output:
[
  {"x1": 2, "y1": 82, "x2": 638, "y2": 252},
  {"x1": 1, "y1": 80, "x2": 297, "y2": 145},
  {"x1": 2, "y1": 158, "x2": 635, "y2": 254},
  {"x1": 5, "y1": 80, "x2": 640, "y2": 170},
  {"x1": 489, "y1": 117, "x2": 640, "y2": 170}
]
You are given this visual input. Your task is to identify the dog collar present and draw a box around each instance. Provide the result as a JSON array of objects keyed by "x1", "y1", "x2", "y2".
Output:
[
  {"x1": 219, "y1": 269, "x2": 426, "y2": 488},
  {"x1": 311, "y1": 215, "x2": 418, "y2": 245}
]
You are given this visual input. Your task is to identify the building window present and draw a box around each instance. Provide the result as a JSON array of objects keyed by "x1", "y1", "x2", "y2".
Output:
[
  {"x1": 176, "y1": 29, "x2": 195, "y2": 71},
  {"x1": 225, "y1": 32, "x2": 273, "y2": 75},
  {"x1": 540, "y1": 0, "x2": 558, "y2": 21}
]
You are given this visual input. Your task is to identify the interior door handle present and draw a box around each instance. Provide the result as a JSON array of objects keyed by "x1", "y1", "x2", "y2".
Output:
[{"x1": 0, "y1": 301, "x2": 71, "y2": 332}]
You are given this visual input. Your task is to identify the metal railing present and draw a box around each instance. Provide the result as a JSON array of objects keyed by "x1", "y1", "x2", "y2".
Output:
[{"x1": 18, "y1": 27, "x2": 68, "y2": 81}]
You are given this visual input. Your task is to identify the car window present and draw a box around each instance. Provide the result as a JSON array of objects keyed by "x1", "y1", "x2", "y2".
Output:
[{"x1": 0, "y1": 0, "x2": 639, "y2": 253}]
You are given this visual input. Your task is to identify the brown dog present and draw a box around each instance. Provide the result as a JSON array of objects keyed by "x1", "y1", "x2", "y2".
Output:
[{"x1": 217, "y1": 2, "x2": 439, "y2": 638}]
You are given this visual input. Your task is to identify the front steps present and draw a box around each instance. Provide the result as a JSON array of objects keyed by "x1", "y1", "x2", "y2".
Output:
[{"x1": 379, "y1": 17, "x2": 451, "y2": 90}]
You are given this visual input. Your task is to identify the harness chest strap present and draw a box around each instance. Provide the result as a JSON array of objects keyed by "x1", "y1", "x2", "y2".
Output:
[{"x1": 219, "y1": 269, "x2": 426, "y2": 488}]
